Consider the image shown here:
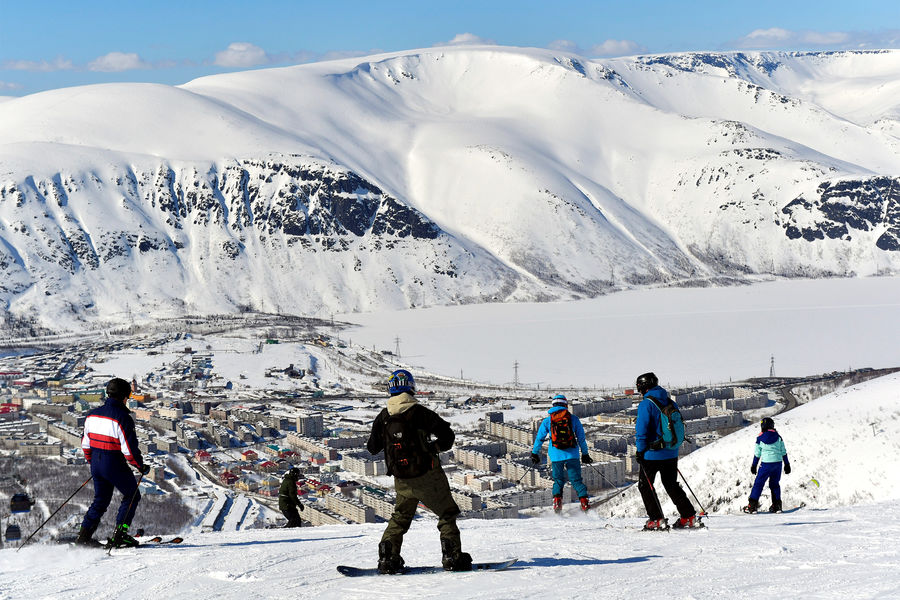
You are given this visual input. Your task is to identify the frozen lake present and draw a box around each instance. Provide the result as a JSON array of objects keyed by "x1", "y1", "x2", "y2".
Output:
[{"x1": 340, "y1": 276, "x2": 900, "y2": 390}]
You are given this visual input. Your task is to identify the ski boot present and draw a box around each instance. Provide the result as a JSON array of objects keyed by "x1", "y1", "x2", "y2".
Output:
[
  {"x1": 673, "y1": 515, "x2": 701, "y2": 529},
  {"x1": 377, "y1": 540, "x2": 405, "y2": 574},
  {"x1": 643, "y1": 518, "x2": 669, "y2": 531},
  {"x1": 441, "y1": 538, "x2": 473, "y2": 572},
  {"x1": 75, "y1": 525, "x2": 102, "y2": 547},
  {"x1": 109, "y1": 523, "x2": 140, "y2": 548},
  {"x1": 579, "y1": 497, "x2": 591, "y2": 512},
  {"x1": 552, "y1": 495, "x2": 562, "y2": 513},
  {"x1": 769, "y1": 499, "x2": 783, "y2": 513},
  {"x1": 742, "y1": 498, "x2": 759, "y2": 514}
]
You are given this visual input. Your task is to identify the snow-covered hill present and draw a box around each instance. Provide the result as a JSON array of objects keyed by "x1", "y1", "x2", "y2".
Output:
[
  {"x1": 1, "y1": 47, "x2": 899, "y2": 329},
  {"x1": 2, "y1": 373, "x2": 899, "y2": 599}
]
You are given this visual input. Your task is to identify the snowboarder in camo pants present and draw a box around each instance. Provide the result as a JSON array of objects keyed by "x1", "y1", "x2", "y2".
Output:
[
  {"x1": 366, "y1": 369, "x2": 472, "y2": 574},
  {"x1": 744, "y1": 417, "x2": 791, "y2": 513}
]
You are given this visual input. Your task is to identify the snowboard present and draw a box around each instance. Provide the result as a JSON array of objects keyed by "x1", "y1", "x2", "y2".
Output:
[
  {"x1": 743, "y1": 503, "x2": 805, "y2": 514},
  {"x1": 337, "y1": 558, "x2": 517, "y2": 577}
]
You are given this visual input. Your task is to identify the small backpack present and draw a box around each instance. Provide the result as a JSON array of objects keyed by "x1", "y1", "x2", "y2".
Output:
[
  {"x1": 550, "y1": 410, "x2": 577, "y2": 450},
  {"x1": 382, "y1": 407, "x2": 434, "y2": 479},
  {"x1": 648, "y1": 397, "x2": 685, "y2": 450}
]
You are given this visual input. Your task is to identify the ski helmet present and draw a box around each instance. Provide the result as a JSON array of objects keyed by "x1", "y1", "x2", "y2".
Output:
[
  {"x1": 551, "y1": 394, "x2": 568, "y2": 407},
  {"x1": 635, "y1": 372, "x2": 659, "y2": 395},
  {"x1": 761, "y1": 417, "x2": 775, "y2": 431},
  {"x1": 388, "y1": 369, "x2": 415, "y2": 395},
  {"x1": 106, "y1": 377, "x2": 132, "y2": 401},
  {"x1": 288, "y1": 467, "x2": 300, "y2": 479}
]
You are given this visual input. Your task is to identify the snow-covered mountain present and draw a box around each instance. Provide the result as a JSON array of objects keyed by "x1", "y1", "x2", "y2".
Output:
[
  {"x1": 2, "y1": 47, "x2": 899, "y2": 329},
  {"x1": 2, "y1": 372, "x2": 898, "y2": 599}
]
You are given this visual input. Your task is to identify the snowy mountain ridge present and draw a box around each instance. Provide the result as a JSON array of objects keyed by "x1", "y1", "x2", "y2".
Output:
[{"x1": 1, "y1": 47, "x2": 899, "y2": 329}]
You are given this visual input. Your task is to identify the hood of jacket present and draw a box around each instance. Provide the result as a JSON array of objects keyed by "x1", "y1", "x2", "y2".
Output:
[
  {"x1": 757, "y1": 430, "x2": 780, "y2": 444},
  {"x1": 387, "y1": 391, "x2": 418, "y2": 416},
  {"x1": 547, "y1": 405, "x2": 567, "y2": 416},
  {"x1": 643, "y1": 386, "x2": 671, "y2": 405}
]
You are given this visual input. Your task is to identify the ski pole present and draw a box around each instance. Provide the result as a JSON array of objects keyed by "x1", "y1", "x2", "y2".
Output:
[
  {"x1": 107, "y1": 471, "x2": 145, "y2": 555},
  {"x1": 677, "y1": 468, "x2": 708, "y2": 516},
  {"x1": 585, "y1": 462, "x2": 636, "y2": 504},
  {"x1": 18, "y1": 475, "x2": 93, "y2": 551}
]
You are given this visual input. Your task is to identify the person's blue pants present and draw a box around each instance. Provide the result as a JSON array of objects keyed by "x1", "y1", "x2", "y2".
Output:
[
  {"x1": 82, "y1": 452, "x2": 140, "y2": 531},
  {"x1": 750, "y1": 461, "x2": 782, "y2": 501},
  {"x1": 551, "y1": 457, "x2": 588, "y2": 498}
]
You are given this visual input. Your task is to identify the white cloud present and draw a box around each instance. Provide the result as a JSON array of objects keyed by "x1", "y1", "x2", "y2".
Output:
[
  {"x1": 88, "y1": 52, "x2": 152, "y2": 72},
  {"x1": 547, "y1": 39, "x2": 645, "y2": 57},
  {"x1": 735, "y1": 28, "x2": 898, "y2": 50},
  {"x1": 589, "y1": 40, "x2": 644, "y2": 57},
  {"x1": 0, "y1": 81, "x2": 23, "y2": 90},
  {"x1": 437, "y1": 33, "x2": 495, "y2": 46},
  {"x1": 213, "y1": 42, "x2": 271, "y2": 68},
  {"x1": 3, "y1": 56, "x2": 73, "y2": 72}
]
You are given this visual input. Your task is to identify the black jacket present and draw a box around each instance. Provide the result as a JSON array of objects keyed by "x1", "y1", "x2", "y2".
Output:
[{"x1": 367, "y1": 402, "x2": 455, "y2": 476}]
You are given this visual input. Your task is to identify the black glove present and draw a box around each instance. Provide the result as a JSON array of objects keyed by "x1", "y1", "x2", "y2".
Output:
[
  {"x1": 750, "y1": 463, "x2": 757, "y2": 475},
  {"x1": 581, "y1": 454, "x2": 594, "y2": 464},
  {"x1": 784, "y1": 462, "x2": 791, "y2": 475},
  {"x1": 139, "y1": 464, "x2": 151, "y2": 475},
  {"x1": 635, "y1": 450, "x2": 645, "y2": 465},
  {"x1": 298, "y1": 502, "x2": 305, "y2": 512},
  {"x1": 531, "y1": 453, "x2": 540, "y2": 465}
]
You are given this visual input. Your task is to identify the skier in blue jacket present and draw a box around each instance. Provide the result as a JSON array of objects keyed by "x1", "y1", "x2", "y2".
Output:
[
  {"x1": 634, "y1": 372, "x2": 697, "y2": 530},
  {"x1": 532, "y1": 394, "x2": 593, "y2": 513},
  {"x1": 744, "y1": 416, "x2": 791, "y2": 513}
]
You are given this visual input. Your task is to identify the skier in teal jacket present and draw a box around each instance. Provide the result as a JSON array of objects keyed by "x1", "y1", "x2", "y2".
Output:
[{"x1": 744, "y1": 417, "x2": 791, "y2": 513}]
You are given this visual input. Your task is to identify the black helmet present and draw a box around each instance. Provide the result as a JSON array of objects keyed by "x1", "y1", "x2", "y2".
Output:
[
  {"x1": 106, "y1": 378, "x2": 132, "y2": 401},
  {"x1": 287, "y1": 467, "x2": 300, "y2": 479},
  {"x1": 761, "y1": 417, "x2": 775, "y2": 431},
  {"x1": 635, "y1": 372, "x2": 659, "y2": 395}
]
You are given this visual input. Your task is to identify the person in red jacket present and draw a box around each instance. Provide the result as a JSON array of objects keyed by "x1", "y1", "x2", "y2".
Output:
[{"x1": 76, "y1": 378, "x2": 149, "y2": 547}]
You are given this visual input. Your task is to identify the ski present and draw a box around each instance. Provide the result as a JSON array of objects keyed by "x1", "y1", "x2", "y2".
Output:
[
  {"x1": 55, "y1": 535, "x2": 182, "y2": 547},
  {"x1": 337, "y1": 558, "x2": 517, "y2": 577}
]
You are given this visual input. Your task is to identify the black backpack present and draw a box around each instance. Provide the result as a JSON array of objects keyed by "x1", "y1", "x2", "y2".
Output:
[
  {"x1": 383, "y1": 407, "x2": 434, "y2": 479},
  {"x1": 550, "y1": 410, "x2": 577, "y2": 450}
]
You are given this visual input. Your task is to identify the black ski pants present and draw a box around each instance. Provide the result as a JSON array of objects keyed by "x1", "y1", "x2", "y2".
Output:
[{"x1": 638, "y1": 457, "x2": 695, "y2": 520}]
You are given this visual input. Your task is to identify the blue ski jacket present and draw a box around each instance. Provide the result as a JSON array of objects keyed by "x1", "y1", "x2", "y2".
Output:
[
  {"x1": 634, "y1": 386, "x2": 680, "y2": 460},
  {"x1": 532, "y1": 406, "x2": 590, "y2": 462}
]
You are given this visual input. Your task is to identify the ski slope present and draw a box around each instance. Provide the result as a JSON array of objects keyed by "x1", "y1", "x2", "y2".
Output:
[{"x1": 3, "y1": 373, "x2": 900, "y2": 599}]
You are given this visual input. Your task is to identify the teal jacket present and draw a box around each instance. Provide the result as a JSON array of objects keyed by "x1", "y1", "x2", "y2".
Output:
[{"x1": 753, "y1": 429, "x2": 788, "y2": 464}]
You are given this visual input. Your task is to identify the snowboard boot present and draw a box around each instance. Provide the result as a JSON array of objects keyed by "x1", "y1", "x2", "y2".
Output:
[
  {"x1": 75, "y1": 525, "x2": 102, "y2": 547},
  {"x1": 673, "y1": 515, "x2": 700, "y2": 529},
  {"x1": 441, "y1": 538, "x2": 473, "y2": 572},
  {"x1": 643, "y1": 518, "x2": 669, "y2": 531},
  {"x1": 552, "y1": 495, "x2": 562, "y2": 513},
  {"x1": 377, "y1": 540, "x2": 405, "y2": 574},
  {"x1": 109, "y1": 523, "x2": 140, "y2": 548},
  {"x1": 769, "y1": 498, "x2": 783, "y2": 513},
  {"x1": 579, "y1": 497, "x2": 591, "y2": 512},
  {"x1": 742, "y1": 498, "x2": 759, "y2": 514}
]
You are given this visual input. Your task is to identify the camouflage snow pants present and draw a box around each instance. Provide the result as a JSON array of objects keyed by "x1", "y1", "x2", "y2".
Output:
[{"x1": 381, "y1": 465, "x2": 461, "y2": 554}]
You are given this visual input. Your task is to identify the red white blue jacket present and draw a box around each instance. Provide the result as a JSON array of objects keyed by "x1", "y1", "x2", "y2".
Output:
[{"x1": 81, "y1": 398, "x2": 143, "y2": 469}]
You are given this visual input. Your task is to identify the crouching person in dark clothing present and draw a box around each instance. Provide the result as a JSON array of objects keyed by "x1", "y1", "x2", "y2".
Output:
[
  {"x1": 367, "y1": 369, "x2": 472, "y2": 574},
  {"x1": 77, "y1": 377, "x2": 149, "y2": 548},
  {"x1": 279, "y1": 467, "x2": 304, "y2": 527}
]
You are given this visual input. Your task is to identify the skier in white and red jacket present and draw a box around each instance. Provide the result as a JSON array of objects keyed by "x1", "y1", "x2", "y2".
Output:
[{"x1": 76, "y1": 377, "x2": 149, "y2": 547}]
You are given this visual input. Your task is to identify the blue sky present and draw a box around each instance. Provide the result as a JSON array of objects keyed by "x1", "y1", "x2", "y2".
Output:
[{"x1": 1, "y1": 0, "x2": 898, "y2": 96}]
